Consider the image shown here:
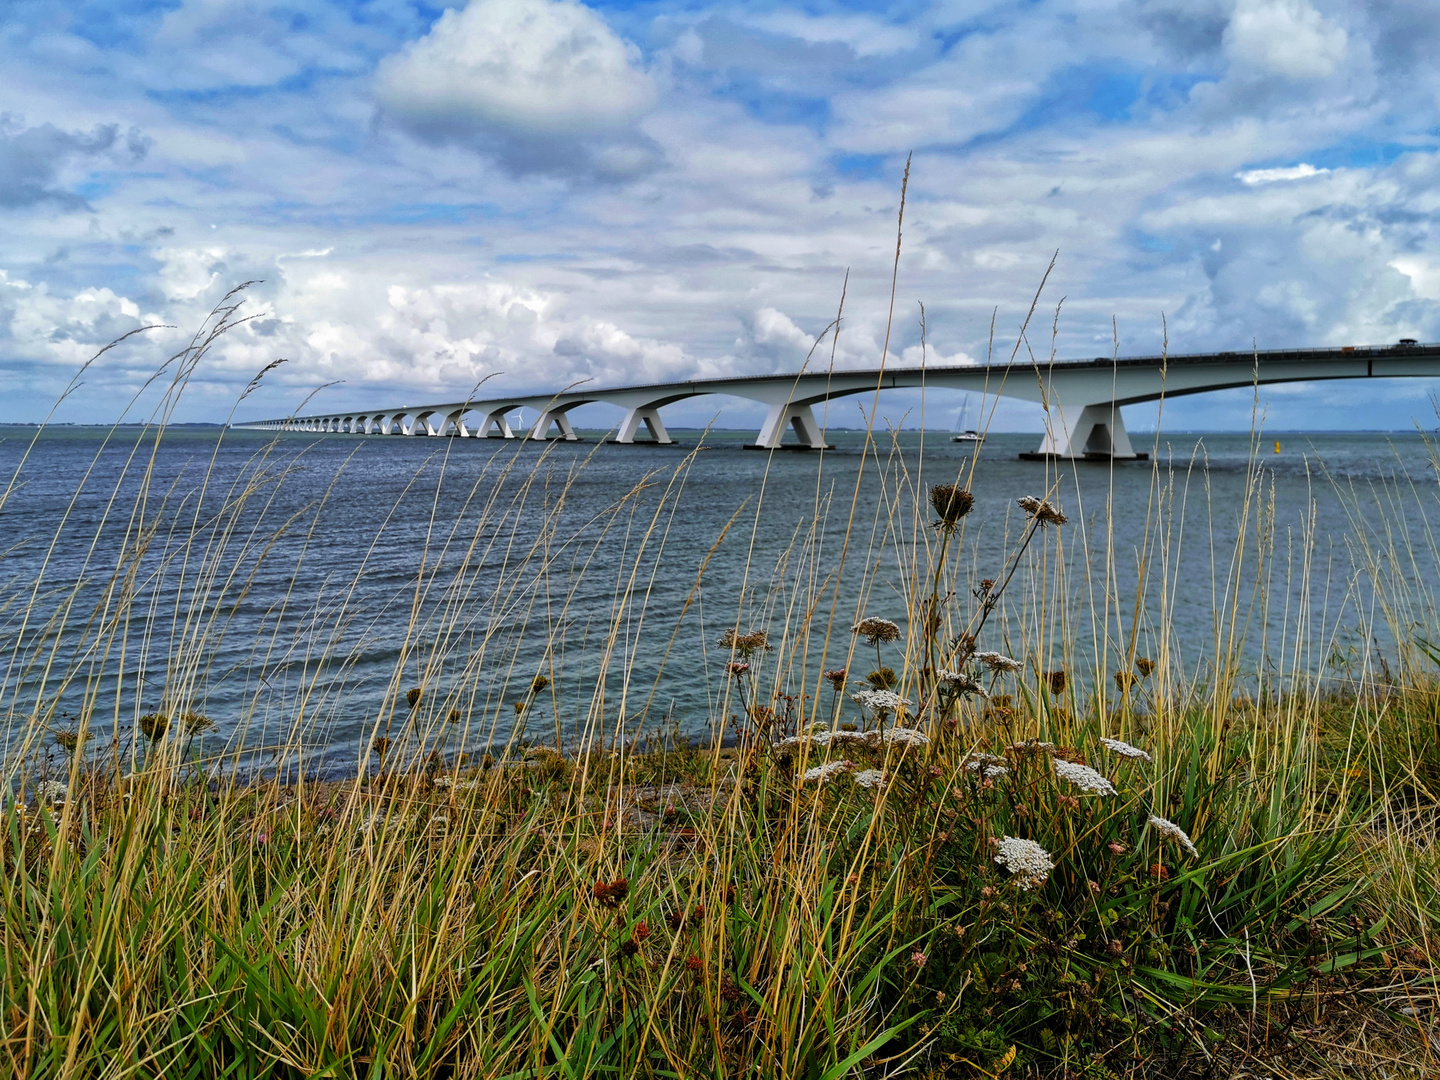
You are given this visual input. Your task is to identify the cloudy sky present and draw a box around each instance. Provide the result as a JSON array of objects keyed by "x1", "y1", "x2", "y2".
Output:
[{"x1": 2, "y1": 0, "x2": 1438, "y2": 432}]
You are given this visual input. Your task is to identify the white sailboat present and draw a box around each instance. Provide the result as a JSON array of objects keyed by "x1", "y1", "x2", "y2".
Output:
[{"x1": 951, "y1": 393, "x2": 982, "y2": 443}]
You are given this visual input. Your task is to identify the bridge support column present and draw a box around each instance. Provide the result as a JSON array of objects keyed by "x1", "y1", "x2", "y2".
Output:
[
  {"x1": 750, "y1": 403, "x2": 831, "y2": 450},
  {"x1": 614, "y1": 406, "x2": 673, "y2": 444},
  {"x1": 528, "y1": 410, "x2": 578, "y2": 441},
  {"x1": 1026, "y1": 403, "x2": 1143, "y2": 460},
  {"x1": 477, "y1": 410, "x2": 515, "y2": 438}
]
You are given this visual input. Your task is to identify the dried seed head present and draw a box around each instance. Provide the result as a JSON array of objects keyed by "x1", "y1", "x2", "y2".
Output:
[
  {"x1": 851, "y1": 617, "x2": 901, "y2": 646},
  {"x1": 717, "y1": 628, "x2": 772, "y2": 658},
  {"x1": 1135, "y1": 657, "x2": 1156, "y2": 677},
  {"x1": 929, "y1": 483, "x2": 974, "y2": 527},
  {"x1": 406, "y1": 687, "x2": 422, "y2": 709},
  {"x1": 1017, "y1": 495, "x2": 1067, "y2": 526},
  {"x1": 823, "y1": 668, "x2": 847, "y2": 691},
  {"x1": 137, "y1": 713, "x2": 169, "y2": 741},
  {"x1": 1045, "y1": 669, "x2": 1067, "y2": 694}
]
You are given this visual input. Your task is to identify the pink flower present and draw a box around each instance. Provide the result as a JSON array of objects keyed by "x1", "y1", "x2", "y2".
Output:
[{"x1": 911, "y1": 951, "x2": 928, "y2": 969}]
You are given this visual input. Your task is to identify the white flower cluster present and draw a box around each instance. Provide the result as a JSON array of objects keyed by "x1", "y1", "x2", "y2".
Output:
[
  {"x1": 938, "y1": 669, "x2": 987, "y2": 698},
  {"x1": 1053, "y1": 758, "x2": 1117, "y2": 795},
  {"x1": 1100, "y1": 737, "x2": 1152, "y2": 762},
  {"x1": 974, "y1": 651, "x2": 1023, "y2": 673},
  {"x1": 851, "y1": 689, "x2": 912, "y2": 714},
  {"x1": 879, "y1": 727, "x2": 929, "y2": 748},
  {"x1": 1147, "y1": 815, "x2": 1199, "y2": 857},
  {"x1": 35, "y1": 780, "x2": 67, "y2": 802},
  {"x1": 964, "y1": 753, "x2": 1009, "y2": 779},
  {"x1": 1008, "y1": 739, "x2": 1055, "y2": 753},
  {"x1": 993, "y1": 836, "x2": 1054, "y2": 890},
  {"x1": 802, "y1": 760, "x2": 853, "y2": 784},
  {"x1": 852, "y1": 769, "x2": 887, "y2": 789}
]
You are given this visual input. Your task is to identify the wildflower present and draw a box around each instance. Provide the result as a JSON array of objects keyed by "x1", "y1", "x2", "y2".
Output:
[
  {"x1": 852, "y1": 769, "x2": 887, "y2": 789},
  {"x1": 938, "y1": 669, "x2": 987, "y2": 698},
  {"x1": 433, "y1": 776, "x2": 454, "y2": 789},
  {"x1": 1017, "y1": 495, "x2": 1067, "y2": 526},
  {"x1": 1099, "y1": 737, "x2": 1152, "y2": 763},
  {"x1": 54, "y1": 730, "x2": 88, "y2": 753},
  {"x1": 929, "y1": 483, "x2": 975, "y2": 527},
  {"x1": 823, "y1": 668, "x2": 847, "y2": 691},
  {"x1": 179, "y1": 711, "x2": 213, "y2": 734},
  {"x1": 1053, "y1": 758, "x2": 1117, "y2": 796},
  {"x1": 685, "y1": 955, "x2": 703, "y2": 973},
  {"x1": 35, "y1": 780, "x2": 67, "y2": 803},
  {"x1": 1114, "y1": 671, "x2": 1138, "y2": 691},
  {"x1": 802, "y1": 760, "x2": 853, "y2": 784},
  {"x1": 964, "y1": 758, "x2": 1009, "y2": 780},
  {"x1": 879, "y1": 727, "x2": 929, "y2": 748},
  {"x1": 406, "y1": 687, "x2": 422, "y2": 709},
  {"x1": 1135, "y1": 657, "x2": 1156, "y2": 678},
  {"x1": 1007, "y1": 739, "x2": 1055, "y2": 754},
  {"x1": 531, "y1": 674, "x2": 550, "y2": 694},
  {"x1": 1088, "y1": 880, "x2": 1101, "y2": 895},
  {"x1": 865, "y1": 667, "x2": 898, "y2": 690},
  {"x1": 1149, "y1": 862, "x2": 1170, "y2": 880},
  {"x1": 935, "y1": 990, "x2": 947, "y2": 1004},
  {"x1": 593, "y1": 878, "x2": 630, "y2": 907},
  {"x1": 851, "y1": 688, "x2": 912, "y2": 715},
  {"x1": 993, "y1": 836, "x2": 1054, "y2": 890},
  {"x1": 371, "y1": 736, "x2": 391, "y2": 758},
  {"x1": 717, "y1": 628, "x2": 772, "y2": 658},
  {"x1": 851, "y1": 617, "x2": 902, "y2": 646},
  {"x1": 619, "y1": 938, "x2": 640, "y2": 958},
  {"x1": 1107, "y1": 841, "x2": 1126, "y2": 855},
  {"x1": 137, "y1": 713, "x2": 169, "y2": 741},
  {"x1": 447, "y1": 709, "x2": 462, "y2": 723},
  {"x1": 911, "y1": 951, "x2": 928, "y2": 969},
  {"x1": 1147, "y1": 815, "x2": 1199, "y2": 858},
  {"x1": 727, "y1": 661, "x2": 750, "y2": 678},
  {"x1": 975, "y1": 651, "x2": 1023, "y2": 674},
  {"x1": 1044, "y1": 669, "x2": 1067, "y2": 694},
  {"x1": 634, "y1": 921, "x2": 651, "y2": 941}
]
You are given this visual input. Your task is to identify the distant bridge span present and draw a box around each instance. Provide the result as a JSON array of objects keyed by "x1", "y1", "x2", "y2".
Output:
[{"x1": 235, "y1": 341, "x2": 1440, "y2": 460}]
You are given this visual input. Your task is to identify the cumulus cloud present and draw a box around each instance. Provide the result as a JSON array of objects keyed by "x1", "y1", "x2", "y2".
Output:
[
  {"x1": 0, "y1": 117, "x2": 149, "y2": 209},
  {"x1": 1225, "y1": 0, "x2": 1348, "y2": 79},
  {"x1": 375, "y1": 0, "x2": 659, "y2": 179}
]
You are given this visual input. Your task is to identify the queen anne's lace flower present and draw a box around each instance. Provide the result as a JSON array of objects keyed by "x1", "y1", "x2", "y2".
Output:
[
  {"x1": 1007, "y1": 739, "x2": 1055, "y2": 754},
  {"x1": 852, "y1": 769, "x2": 887, "y2": 789},
  {"x1": 802, "y1": 760, "x2": 853, "y2": 783},
  {"x1": 1053, "y1": 758, "x2": 1117, "y2": 796},
  {"x1": 974, "y1": 651, "x2": 1023, "y2": 674},
  {"x1": 965, "y1": 760, "x2": 1009, "y2": 779},
  {"x1": 993, "y1": 836, "x2": 1054, "y2": 890},
  {"x1": 851, "y1": 617, "x2": 901, "y2": 645},
  {"x1": 35, "y1": 780, "x2": 67, "y2": 802},
  {"x1": 879, "y1": 727, "x2": 929, "y2": 748},
  {"x1": 851, "y1": 689, "x2": 912, "y2": 714},
  {"x1": 938, "y1": 669, "x2": 988, "y2": 698},
  {"x1": 1147, "y1": 815, "x2": 1199, "y2": 857},
  {"x1": 1100, "y1": 737, "x2": 1152, "y2": 762}
]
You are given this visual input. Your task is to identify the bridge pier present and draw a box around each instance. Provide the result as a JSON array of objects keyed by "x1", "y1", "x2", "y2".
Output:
[
  {"x1": 750, "y1": 403, "x2": 831, "y2": 450},
  {"x1": 476, "y1": 409, "x2": 516, "y2": 438},
  {"x1": 614, "y1": 406, "x2": 673, "y2": 444},
  {"x1": 1024, "y1": 402, "x2": 1145, "y2": 461},
  {"x1": 528, "y1": 409, "x2": 578, "y2": 441}
]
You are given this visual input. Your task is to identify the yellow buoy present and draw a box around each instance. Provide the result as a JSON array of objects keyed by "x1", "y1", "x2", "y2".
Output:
[{"x1": 1274, "y1": 440, "x2": 1281, "y2": 454}]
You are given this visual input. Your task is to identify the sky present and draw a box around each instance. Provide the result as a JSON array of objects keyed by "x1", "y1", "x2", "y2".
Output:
[{"x1": 2, "y1": 0, "x2": 1439, "y2": 433}]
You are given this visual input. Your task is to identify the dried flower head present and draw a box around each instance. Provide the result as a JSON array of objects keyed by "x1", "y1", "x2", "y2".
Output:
[
  {"x1": 1045, "y1": 669, "x2": 1067, "y2": 695},
  {"x1": 137, "y1": 713, "x2": 169, "y2": 741},
  {"x1": 993, "y1": 836, "x2": 1054, "y2": 890},
  {"x1": 823, "y1": 668, "x2": 847, "y2": 691},
  {"x1": 447, "y1": 708, "x2": 462, "y2": 724},
  {"x1": 633, "y1": 921, "x2": 651, "y2": 941},
  {"x1": 179, "y1": 711, "x2": 213, "y2": 735},
  {"x1": 865, "y1": 666, "x2": 898, "y2": 690},
  {"x1": 974, "y1": 650, "x2": 1023, "y2": 674},
  {"x1": 371, "y1": 735, "x2": 391, "y2": 757},
  {"x1": 531, "y1": 674, "x2": 551, "y2": 694},
  {"x1": 685, "y1": 955, "x2": 703, "y2": 973},
  {"x1": 727, "y1": 661, "x2": 750, "y2": 678},
  {"x1": 938, "y1": 669, "x2": 987, "y2": 699},
  {"x1": 1135, "y1": 657, "x2": 1156, "y2": 677},
  {"x1": 929, "y1": 483, "x2": 975, "y2": 527},
  {"x1": 717, "y1": 628, "x2": 772, "y2": 658},
  {"x1": 1017, "y1": 495, "x2": 1067, "y2": 526},
  {"x1": 851, "y1": 617, "x2": 902, "y2": 646},
  {"x1": 1147, "y1": 815, "x2": 1199, "y2": 858},
  {"x1": 1114, "y1": 670, "x2": 1139, "y2": 691},
  {"x1": 593, "y1": 878, "x2": 630, "y2": 907},
  {"x1": 54, "y1": 729, "x2": 88, "y2": 753},
  {"x1": 406, "y1": 687, "x2": 422, "y2": 709},
  {"x1": 1099, "y1": 737, "x2": 1152, "y2": 762},
  {"x1": 1007, "y1": 739, "x2": 1056, "y2": 754},
  {"x1": 1053, "y1": 758, "x2": 1117, "y2": 796}
]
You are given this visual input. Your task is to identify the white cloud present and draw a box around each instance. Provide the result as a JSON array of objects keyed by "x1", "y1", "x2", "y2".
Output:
[
  {"x1": 374, "y1": 0, "x2": 658, "y2": 178},
  {"x1": 744, "y1": 12, "x2": 921, "y2": 58},
  {"x1": 1235, "y1": 162, "x2": 1330, "y2": 184},
  {"x1": 1225, "y1": 0, "x2": 1348, "y2": 79},
  {"x1": 1391, "y1": 257, "x2": 1440, "y2": 301}
]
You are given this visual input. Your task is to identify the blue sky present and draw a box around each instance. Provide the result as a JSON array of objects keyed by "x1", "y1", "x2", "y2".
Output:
[{"x1": 2, "y1": 0, "x2": 1438, "y2": 432}]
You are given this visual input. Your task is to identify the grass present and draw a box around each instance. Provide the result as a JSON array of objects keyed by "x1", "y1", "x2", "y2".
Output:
[{"x1": 3, "y1": 289, "x2": 1440, "y2": 1078}]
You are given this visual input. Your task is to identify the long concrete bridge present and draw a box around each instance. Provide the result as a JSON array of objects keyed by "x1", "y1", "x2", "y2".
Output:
[{"x1": 235, "y1": 340, "x2": 1440, "y2": 459}]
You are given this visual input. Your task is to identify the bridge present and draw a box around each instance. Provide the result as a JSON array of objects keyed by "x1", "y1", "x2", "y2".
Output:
[{"x1": 235, "y1": 341, "x2": 1440, "y2": 460}]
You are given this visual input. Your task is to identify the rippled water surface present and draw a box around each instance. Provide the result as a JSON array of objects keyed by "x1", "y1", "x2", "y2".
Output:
[{"x1": 3, "y1": 424, "x2": 1436, "y2": 772}]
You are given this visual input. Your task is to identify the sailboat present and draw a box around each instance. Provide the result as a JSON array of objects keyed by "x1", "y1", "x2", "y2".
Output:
[{"x1": 951, "y1": 393, "x2": 982, "y2": 443}]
